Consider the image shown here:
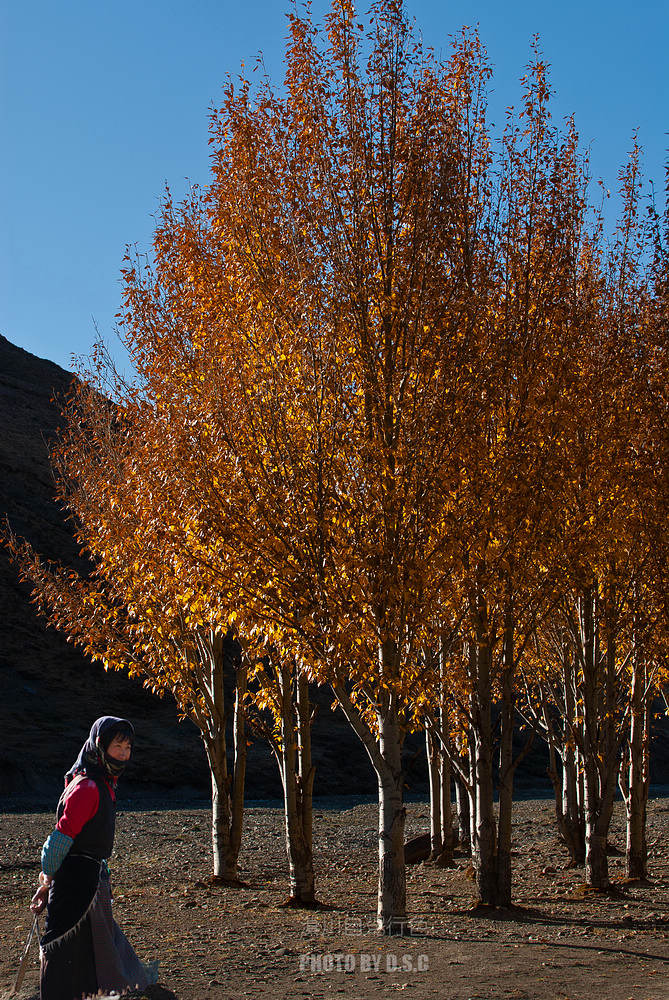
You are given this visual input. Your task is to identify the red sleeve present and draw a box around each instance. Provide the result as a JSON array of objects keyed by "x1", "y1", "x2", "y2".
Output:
[{"x1": 56, "y1": 777, "x2": 100, "y2": 838}]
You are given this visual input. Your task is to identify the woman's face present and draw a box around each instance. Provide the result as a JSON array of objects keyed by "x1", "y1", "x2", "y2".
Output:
[{"x1": 106, "y1": 735, "x2": 132, "y2": 762}]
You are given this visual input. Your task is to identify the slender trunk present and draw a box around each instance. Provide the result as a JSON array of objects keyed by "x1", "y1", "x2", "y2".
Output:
[
  {"x1": 496, "y1": 589, "x2": 522, "y2": 907},
  {"x1": 205, "y1": 737, "x2": 231, "y2": 880},
  {"x1": 473, "y1": 727, "x2": 496, "y2": 904},
  {"x1": 467, "y1": 729, "x2": 478, "y2": 857},
  {"x1": 583, "y1": 765, "x2": 609, "y2": 887},
  {"x1": 576, "y1": 743, "x2": 585, "y2": 822},
  {"x1": 561, "y1": 746, "x2": 585, "y2": 865},
  {"x1": 227, "y1": 662, "x2": 247, "y2": 880},
  {"x1": 280, "y1": 663, "x2": 315, "y2": 905},
  {"x1": 471, "y1": 634, "x2": 498, "y2": 906},
  {"x1": 437, "y1": 749, "x2": 454, "y2": 867},
  {"x1": 547, "y1": 736, "x2": 564, "y2": 839},
  {"x1": 581, "y1": 585, "x2": 608, "y2": 888},
  {"x1": 436, "y1": 633, "x2": 454, "y2": 868},
  {"x1": 436, "y1": 635, "x2": 453, "y2": 866},
  {"x1": 547, "y1": 736, "x2": 584, "y2": 866},
  {"x1": 199, "y1": 630, "x2": 246, "y2": 883},
  {"x1": 554, "y1": 647, "x2": 585, "y2": 866},
  {"x1": 626, "y1": 649, "x2": 649, "y2": 879},
  {"x1": 564, "y1": 647, "x2": 586, "y2": 865},
  {"x1": 374, "y1": 636, "x2": 408, "y2": 934},
  {"x1": 581, "y1": 584, "x2": 619, "y2": 889},
  {"x1": 297, "y1": 673, "x2": 315, "y2": 863},
  {"x1": 333, "y1": 674, "x2": 408, "y2": 934},
  {"x1": 426, "y1": 725, "x2": 442, "y2": 859},
  {"x1": 377, "y1": 700, "x2": 407, "y2": 934},
  {"x1": 454, "y1": 771, "x2": 470, "y2": 853},
  {"x1": 496, "y1": 663, "x2": 514, "y2": 907}
]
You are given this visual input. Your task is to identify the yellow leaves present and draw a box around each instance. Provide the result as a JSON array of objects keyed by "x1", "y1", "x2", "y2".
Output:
[{"x1": 14, "y1": 0, "x2": 659, "y2": 763}]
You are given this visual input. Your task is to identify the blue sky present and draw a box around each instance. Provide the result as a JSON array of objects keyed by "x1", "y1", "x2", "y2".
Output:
[{"x1": 2, "y1": 0, "x2": 667, "y2": 374}]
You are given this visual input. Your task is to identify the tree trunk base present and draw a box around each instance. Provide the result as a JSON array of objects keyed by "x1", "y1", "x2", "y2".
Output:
[
  {"x1": 626, "y1": 858, "x2": 648, "y2": 881},
  {"x1": 575, "y1": 882, "x2": 627, "y2": 897},
  {"x1": 469, "y1": 901, "x2": 516, "y2": 915},
  {"x1": 280, "y1": 894, "x2": 320, "y2": 908},
  {"x1": 432, "y1": 848, "x2": 456, "y2": 868},
  {"x1": 209, "y1": 874, "x2": 248, "y2": 887},
  {"x1": 557, "y1": 832, "x2": 585, "y2": 867},
  {"x1": 621, "y1": 875, "x2": 651, "y2": 886},
  {"x1": 379, "y1": 917, "x2": 411, "y2": 936}
]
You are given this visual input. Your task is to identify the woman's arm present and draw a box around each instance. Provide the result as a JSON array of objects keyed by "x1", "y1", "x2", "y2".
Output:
[
  {"x1": 41, "y1": 828, "x2": 75, "y2": 876},
  {"x1": 35, "y1": 777, "x2": 100, "y2": 897}
]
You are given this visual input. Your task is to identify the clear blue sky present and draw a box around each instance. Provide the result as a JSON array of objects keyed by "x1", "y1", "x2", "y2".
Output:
[{"x1": 2, "y1": 0, "x2": 667, "y2": 374}]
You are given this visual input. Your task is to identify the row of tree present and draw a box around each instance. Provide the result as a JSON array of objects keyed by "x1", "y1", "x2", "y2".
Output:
[{"x1": 5, "y1": 0, "x2": 668, "y2": 933}]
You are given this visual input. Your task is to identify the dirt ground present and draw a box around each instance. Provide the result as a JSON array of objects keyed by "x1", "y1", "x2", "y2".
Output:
[{"x1": 1, "y1": 795, "x2": 668, "y2": 1000}]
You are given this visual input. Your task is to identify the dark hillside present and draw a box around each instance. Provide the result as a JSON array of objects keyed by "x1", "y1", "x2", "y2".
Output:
[{"x1": 0, "y1": 334, "x2": 212, "y2": 801}]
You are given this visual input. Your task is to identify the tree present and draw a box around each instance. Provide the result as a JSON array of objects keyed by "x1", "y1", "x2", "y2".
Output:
[
  {"x1": 116, "y1": 0, "x2": 494, "y2": 933},
  {"x1": 516, "y1": 143, "x2": 664, "y2": 887},
  {"x1": 428, "y1": 53, "x2": 600, "y2": 906},
  {"x1": 4, "y1": 376, "x2": 248, "y2": 883}
]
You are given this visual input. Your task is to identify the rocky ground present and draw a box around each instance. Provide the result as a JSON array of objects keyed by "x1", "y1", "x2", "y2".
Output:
[{"x1": 1, "y1": 794, "x2": 668, "y2": 1000}]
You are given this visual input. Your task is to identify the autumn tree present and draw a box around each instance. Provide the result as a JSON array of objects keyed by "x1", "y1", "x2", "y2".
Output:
[
  {"x1": 115, "y1": 0, "x2": 498, "y2": 932},
  {"x1": 613, "y1": 158, "x2": 669, "y2": 881},
  {"x1": 4, "y1": 374, "x2": 249, "y2": 884},
  {"x1": 516, "y1": 144, "x2": 665, "y2": 888},
  {"x1": 116, "y1": 2, "x2": 647, "y2": 914},
  {"x1": 560, "y1": 149, "x2": 661, "y2": 891},
  {"x1": 422, "y1": 49, "x2": 604, "y2": 906}
]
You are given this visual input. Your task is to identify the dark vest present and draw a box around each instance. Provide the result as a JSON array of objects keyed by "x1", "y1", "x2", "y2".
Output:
[{"x1": 56, "y1": 772, "x2": 116, "y2": 861}]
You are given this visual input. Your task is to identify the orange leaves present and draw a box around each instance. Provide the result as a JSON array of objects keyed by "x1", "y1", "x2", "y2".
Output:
[{"x1": 4, "y1": 1, "x2": 666, "y2": 762}]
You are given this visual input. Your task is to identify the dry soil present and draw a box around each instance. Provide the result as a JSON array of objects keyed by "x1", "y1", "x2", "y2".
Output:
[{"x1": 1, "y1": 795, "x2": 668, "y2": 1000}]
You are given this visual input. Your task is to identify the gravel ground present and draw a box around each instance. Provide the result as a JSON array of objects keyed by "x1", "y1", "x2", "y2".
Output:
[{"x1": 1, "y1": 795, "x2": 668, "y2": 1000}]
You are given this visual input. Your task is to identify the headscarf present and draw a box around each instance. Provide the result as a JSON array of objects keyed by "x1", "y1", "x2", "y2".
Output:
[{"x1": 65, "y1": 716, "x2": 135, "y2": 784}]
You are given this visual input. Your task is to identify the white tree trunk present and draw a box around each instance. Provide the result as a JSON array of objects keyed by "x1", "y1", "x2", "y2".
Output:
[
  {"x1": 626, "y1": 649, "x2": 649, "y2": 879},
  {"x1": 333, "y1": 682, "x2": 408, "y2": 934},
  {"x1": 196, "y1": 629, "x2": 246, "y2": 883},
  {"x1": 426, "y1": 725, "x2": 442, "y2": 858},
  {"x1": 377, "y1": 704, "x2": 407, "y2": 934},
  {"x1": 278, "y1": 662, "x2": 316, "y2": 905}
]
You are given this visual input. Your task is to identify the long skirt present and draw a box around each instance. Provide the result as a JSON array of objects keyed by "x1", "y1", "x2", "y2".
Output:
[{"x1": 40, "y1": 854, "x2": 159, "y2": 1000}]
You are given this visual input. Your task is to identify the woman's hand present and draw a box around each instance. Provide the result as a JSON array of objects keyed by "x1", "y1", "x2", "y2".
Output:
[
  {"x1": 30, "y1": 873, "x2": 52, "y2": 913},
  {"x1": 30, "y1": 884, "x2": 49, "y2": 913}
]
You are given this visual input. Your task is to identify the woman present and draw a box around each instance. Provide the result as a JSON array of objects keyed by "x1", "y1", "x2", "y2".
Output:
[{"x1": 30, "y1": 716, "x2": 159, "y2": 1000}]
